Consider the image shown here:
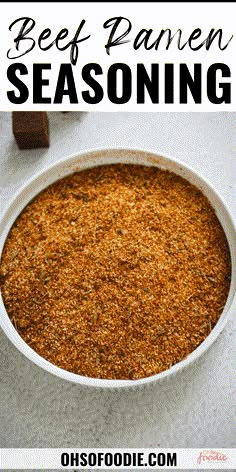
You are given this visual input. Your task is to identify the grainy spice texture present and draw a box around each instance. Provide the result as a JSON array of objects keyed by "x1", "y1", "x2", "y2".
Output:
[{"x1": 0, "y1": 164, "x2": 231, "y2": 380}]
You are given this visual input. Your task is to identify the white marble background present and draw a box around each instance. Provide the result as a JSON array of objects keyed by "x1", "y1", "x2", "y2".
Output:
[{"x1": 0, "y1": 112, "x2": 235, "y2": 471}]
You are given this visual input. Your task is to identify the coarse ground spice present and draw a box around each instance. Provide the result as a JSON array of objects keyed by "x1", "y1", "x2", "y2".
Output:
[{"x1": 0, "y1": 164, "x2": 231, "y2": 380}]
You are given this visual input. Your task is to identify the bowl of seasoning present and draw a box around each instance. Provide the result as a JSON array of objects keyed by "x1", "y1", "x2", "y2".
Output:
[{"x1": 0, "y1": 148, "x2": 235, "y2": 388}]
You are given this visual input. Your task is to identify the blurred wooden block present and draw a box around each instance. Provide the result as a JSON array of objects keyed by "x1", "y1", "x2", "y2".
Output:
[{"x1": 12, "y1": 112, "x2": 49, "y2": 149}]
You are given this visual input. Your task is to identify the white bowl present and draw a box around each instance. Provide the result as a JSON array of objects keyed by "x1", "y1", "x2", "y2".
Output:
[{"x1": 0, "y1": 148, "x2": 235, "y2": 389}]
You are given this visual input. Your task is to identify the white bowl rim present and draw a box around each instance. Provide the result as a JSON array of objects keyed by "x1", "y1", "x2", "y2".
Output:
[{"x1": 0, "y1": 146, "x2": 235, "y2": 389}]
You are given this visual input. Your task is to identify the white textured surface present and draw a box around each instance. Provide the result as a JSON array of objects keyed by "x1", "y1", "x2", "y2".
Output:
[{"x1": 0, "y1": 113, "x2": 235, "y2": 462}]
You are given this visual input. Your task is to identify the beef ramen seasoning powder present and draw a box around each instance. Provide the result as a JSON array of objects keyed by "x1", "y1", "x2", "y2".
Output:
[{"x1": 0, "y1": 164, "x2": 231, "y2": 380}]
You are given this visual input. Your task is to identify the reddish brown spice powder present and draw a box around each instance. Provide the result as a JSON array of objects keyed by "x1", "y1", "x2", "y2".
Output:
[{"x1": 0, "y1": 164, "x2": 231, "y2": 380}]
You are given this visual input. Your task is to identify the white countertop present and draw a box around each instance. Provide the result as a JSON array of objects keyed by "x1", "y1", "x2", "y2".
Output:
[{"x1": 0, "y1": 112, "x2": 235, "y2": 469}]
